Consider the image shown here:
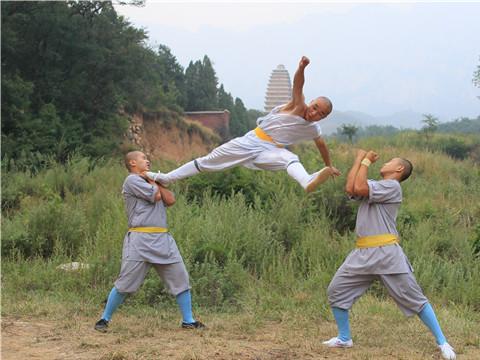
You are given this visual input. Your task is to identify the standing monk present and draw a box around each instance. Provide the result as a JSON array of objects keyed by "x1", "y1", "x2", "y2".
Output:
[
  {"x1": 323, "y1": 149, "x2": 455, "y2": 360},
  {"x1": 147, "y1": 56, "x2": 341, "y2": 193},
  {"x1": 94, "y1": 151, "x2": 205, "y2": 331}
]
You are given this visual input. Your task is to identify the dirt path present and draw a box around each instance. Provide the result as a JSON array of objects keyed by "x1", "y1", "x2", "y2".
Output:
[{"x1": 2, "y1": 315, "x2": 479, "y2": 360}]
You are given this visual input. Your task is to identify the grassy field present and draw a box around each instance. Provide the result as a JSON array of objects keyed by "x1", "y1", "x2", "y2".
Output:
[{"x1": 2, "y1": 133, "x2": 480, "y2": 359}]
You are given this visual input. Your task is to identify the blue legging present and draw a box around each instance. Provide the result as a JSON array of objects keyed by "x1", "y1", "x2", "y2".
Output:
[
  {"x1": 418, "y1": 303, "x2": 447, "y2": 345},
  {"x1": 102, "y1": 287, "x2": 127, "y2": 321},
  {"x1": 101, "y1": 287, "x2": 196, "y2": 324},
  {"x1": 176, "y1": 289, "x2": 195, "y2": 324},
  {"x1": 331, "y1": 303, "x2": 447, "y2": 345}
]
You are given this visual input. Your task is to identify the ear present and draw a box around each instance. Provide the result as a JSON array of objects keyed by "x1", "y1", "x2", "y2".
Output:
[
  {"x1": 396, "y1": 164, "x2": 405, "y2": 174},
  {"x1": 129, "y1": 159, "x2": 137, "y2": 169}
]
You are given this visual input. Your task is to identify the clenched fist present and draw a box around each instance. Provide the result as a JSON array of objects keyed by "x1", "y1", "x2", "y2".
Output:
[
  {"x1": 299, "y1": 56, "x2": 310, "y2": 68},
  {"x1": 366, "y1": 151, "x2": 379, "y2": 163}
]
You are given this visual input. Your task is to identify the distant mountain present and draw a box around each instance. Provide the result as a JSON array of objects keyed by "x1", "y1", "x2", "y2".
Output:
[
  {"x1": 376, "y1": 110, "x2": 425, "y2": 129},
  {"x1": 320, "y1": 109, "x2": 424, "y2": 135},
  {"x1": 250, "y1": 107, "x2": 469, "y2": 136}
]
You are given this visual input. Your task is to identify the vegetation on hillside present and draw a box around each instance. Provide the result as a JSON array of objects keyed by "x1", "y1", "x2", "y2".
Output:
[{"x1": 1, "y1": 1, "x2": 254, "y2": 172}]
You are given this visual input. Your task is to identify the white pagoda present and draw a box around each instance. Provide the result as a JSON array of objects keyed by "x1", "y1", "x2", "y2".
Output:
[{"x1": 264, "y1": 64, "x2": 292, "y2": 113}]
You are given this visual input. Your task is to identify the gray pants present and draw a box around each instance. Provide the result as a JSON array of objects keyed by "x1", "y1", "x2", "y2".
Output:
[
  {"x1": 327, "y1": 267, "x2": 428, "y2": 317},
  {"x1": 114, "y1": 260, "x2": 190, "y2": 296}
]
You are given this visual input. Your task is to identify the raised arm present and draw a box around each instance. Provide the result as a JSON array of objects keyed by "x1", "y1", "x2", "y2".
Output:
[
  {"x1": 345, "y1": 149, "x2": 367, "y2": 195},
  {"x1": 352, "y1": 150, "x2": 379, "y2": 197},
  {"x1": 283, "y1": 56, "x2": 309, "y2": 112}
]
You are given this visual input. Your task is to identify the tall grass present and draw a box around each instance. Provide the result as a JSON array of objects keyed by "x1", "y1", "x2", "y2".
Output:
[{"x1": 2, "y1": 133, "x2": 479, "y2": 317}]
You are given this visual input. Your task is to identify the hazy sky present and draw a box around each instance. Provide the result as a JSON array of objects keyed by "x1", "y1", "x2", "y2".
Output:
[{"x1": 114, "y1": 1, "x2": 480, "y2": 121}]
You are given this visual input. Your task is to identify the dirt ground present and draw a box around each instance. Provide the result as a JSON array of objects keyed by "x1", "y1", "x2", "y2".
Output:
[{"x1": 2, "y1": 314, "x2": 480, "y2": 360}]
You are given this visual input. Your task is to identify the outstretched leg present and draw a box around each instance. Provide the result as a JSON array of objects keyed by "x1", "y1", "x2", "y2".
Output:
[
  {"x1": 418, "y1": 303, "x2": 456, "y2": 359},
  {"x1": 323, "y1": 268, "x2": 374, "y2": 347},
  {"x1": 101, "y1": 287, "x2": 127, "y2": 321},
  {"x1": 94, "y1": 261, "x2": 150, "y2": 332},
  {"x1": 286, "y1": 162, "x2": 332, "y2": 192},
  {"x1": 380, "y1": 273, "x2": 456, "y2": 359},
  {"x1": 154, "y1": 262, "x2": 206, "y2": 329},
  {"x1": 252, "y1": 148, "x2": 332, "y2": 192},
  {"x1": 148, "y1": 160, "x2": 200, "y2": 186},
  {"x1": 321, "y1": 307, "x2": 354, "y2": 347},
  {"x1": 94, "y1": 286, "x2": 127, "y2": 332},
  {"x1": 147, "y1": 136, "x2": 261, "y2": 186}
]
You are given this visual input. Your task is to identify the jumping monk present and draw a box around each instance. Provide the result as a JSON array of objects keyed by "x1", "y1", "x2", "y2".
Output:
[{"x1": 147, "y1": 56, "x2": 340, "y2": 193}]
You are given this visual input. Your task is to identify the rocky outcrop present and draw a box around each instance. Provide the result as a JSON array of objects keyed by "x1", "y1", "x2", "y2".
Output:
[{"x1": 124, "y1": 110, "x2": 221, "y2": 162}]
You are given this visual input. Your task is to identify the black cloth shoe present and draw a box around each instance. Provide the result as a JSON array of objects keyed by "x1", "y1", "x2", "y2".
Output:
[
  {"x1": 181, "y1": 320, "x2": 206, "y2": 329},
  {"x1": 94, "y1": 318, "x2": 109, "y2": 332}
]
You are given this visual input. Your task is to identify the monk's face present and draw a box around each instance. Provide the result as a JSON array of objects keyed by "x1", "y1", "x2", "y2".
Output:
[
  {"x1": 305, "y1": 97, "x2": 331, "y2": 122},
  {"x1": 380, "y1": 158, "x2": 403, "y2": 178},
  {"x1": 132, "y1": 152, "x2": 151, "y2": 172}
]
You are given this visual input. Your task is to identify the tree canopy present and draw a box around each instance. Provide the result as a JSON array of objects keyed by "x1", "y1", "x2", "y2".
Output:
[
  {"x1": 1, "y1": 1, "x2": 256, "y2": 170},
  {"x1": 1, "y1": 1, "x2": 186, "y2": 165}
]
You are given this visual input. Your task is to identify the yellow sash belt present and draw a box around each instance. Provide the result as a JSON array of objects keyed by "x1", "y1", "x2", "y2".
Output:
[
  {"x1": 356, "y1": 234, "x2": 398, "y2": 248},
  {"x1": 254, "y1": 127, "x2": 284, "y2": 148},
  {"x1": 129, "y1": 227, "x2": 168, "y2": 233}
]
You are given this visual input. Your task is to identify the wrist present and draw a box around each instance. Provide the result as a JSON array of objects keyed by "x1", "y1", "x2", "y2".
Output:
[{"x1": 361, "y1": 158, "x2": 371, "y2": 167}]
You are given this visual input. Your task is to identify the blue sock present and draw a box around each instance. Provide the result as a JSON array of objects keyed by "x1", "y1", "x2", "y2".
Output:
[
  {"x1": 332, "y1": 307, "x2": 351, "y2": 342},
  {"x1": 176, "y1": 289, "x2": 195, "y2": 324},
  {"x1": 418, "y1": 303, "x2": 447, "y2": 345},
  {"x1": 101, "y1": 287, "x2": 127, "y2": 321}
]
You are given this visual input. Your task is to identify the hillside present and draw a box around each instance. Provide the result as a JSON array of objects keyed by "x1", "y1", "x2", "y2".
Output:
[{"x1": 123, "y1": 110, "x2": 221, "y2": 162}]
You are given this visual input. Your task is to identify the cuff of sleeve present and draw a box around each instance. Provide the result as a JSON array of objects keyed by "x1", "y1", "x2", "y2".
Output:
[
  {"x1": 148, "y1": 184, "x2": 158, "y2": 203},
  {"x1": 367, "y1": 180, "x2": 375, "y2": 203}
]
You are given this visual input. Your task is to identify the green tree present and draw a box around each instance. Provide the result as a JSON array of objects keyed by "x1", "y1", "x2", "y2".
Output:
[
  {"x1": 156, "y1": 45, "x2": 186, "y2": 109},
  {"x1": 230, "y1": 98, "x2": 249, "y2": 137},
  {"x1": 421, "y1": 113, "x2": 439, "y2": 142},
  {"x1": 340, "y1": 123, "x2": 359, "y2": 143},
  {"x1": 1, "y1": 1, "x2": 254, "y2": 169},
  {"x1": 216, "y1": 85, "x2": 253, "y2": 138},
  {"x1": 199, "y1": 55, "x2": 218, "y2": 109},
  {"x1": 217, "y1": 84, "x2": 234, "y2": 110},
  {"x1": 437, "y1": 116, "x2": 480, "y2": 134},
  {"x1": 1, "y1": 1, "x2": 181, "y2": 167},
  {"x1": 185, "y1": 56, "x2": 218, "y2": 111},
  {"x1": 185, "y1": 60, "x2": 202, "y2": 110}
]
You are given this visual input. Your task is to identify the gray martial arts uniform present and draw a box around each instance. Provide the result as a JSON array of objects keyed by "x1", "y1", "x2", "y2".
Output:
[
  {"x1": 327, "y1": 179, "x2": 428, "y2": 316},
  {"x1": 114, "y1": 174, "x2": 190, "y2": 295}
]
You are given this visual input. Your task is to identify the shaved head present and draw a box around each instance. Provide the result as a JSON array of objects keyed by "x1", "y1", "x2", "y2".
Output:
[
  {"x1": 318, "y1": 96, "x2": 333, "y2": 115},
  {"x1": 124, "y1": 151, "x2": 144, "y2": 171},
  {"x1": 306, "y1": 96, "x2": 333, "y2": 121},
  {"x1": 398, "y1": 158, "x2": 413, "y2": 182}
]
